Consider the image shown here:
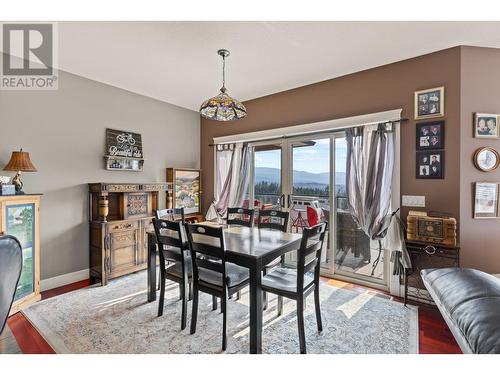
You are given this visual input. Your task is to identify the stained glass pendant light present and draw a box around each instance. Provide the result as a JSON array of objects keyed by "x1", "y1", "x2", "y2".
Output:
[{"x1": 200, "y1": 49, "x2": 247, "y2": 121}]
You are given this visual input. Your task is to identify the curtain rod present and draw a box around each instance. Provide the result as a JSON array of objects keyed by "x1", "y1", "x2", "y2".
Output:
[{"x1": 208, "y1": 118, "x2": 409, "y2": 147}]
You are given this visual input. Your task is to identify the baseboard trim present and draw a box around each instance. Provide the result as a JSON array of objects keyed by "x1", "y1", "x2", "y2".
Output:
[{"x1": 40, "y1": 269, "x2": 90, "y2": 292}]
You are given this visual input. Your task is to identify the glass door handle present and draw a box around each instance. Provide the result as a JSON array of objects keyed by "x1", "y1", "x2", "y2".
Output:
[{"x1": 280, "y1": 194, "x2": 285, "y2": 208}]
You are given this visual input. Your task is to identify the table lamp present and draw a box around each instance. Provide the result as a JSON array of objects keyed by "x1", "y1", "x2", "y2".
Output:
[{"x1": 3, "y1": 148, "x2": 37, "y2": 194}]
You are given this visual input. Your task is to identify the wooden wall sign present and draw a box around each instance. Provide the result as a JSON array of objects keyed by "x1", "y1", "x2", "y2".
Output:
[
  {"x1": 106, "y1": 129, "x2": 143, "y2": 158},
  {"x1": 105, "y1": 129, "x2": 144, "y2": 171}
]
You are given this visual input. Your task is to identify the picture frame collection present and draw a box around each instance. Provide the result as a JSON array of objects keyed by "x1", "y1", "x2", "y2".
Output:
[
  {"x1": 413, "y1": 87, "x2": 500, "y2": 219},
  {"x1": 472, "y1": 113, "x2": 500, "y2": 219},
  {"x1": 414, "y1": 87, "x2": 445, "y2": 179}
]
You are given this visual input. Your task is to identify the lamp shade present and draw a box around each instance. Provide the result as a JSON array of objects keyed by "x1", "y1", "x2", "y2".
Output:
[{"x1": 3, "y1": 149, "x2": 37, "y2": 172}]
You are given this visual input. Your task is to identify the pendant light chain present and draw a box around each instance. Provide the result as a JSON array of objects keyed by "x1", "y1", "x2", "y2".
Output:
[{"x1": 221, "y1": 54, "x2": 226, "y2": 92}]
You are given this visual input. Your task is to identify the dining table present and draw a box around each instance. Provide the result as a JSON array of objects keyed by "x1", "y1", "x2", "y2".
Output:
[{"x1": 146, "y1": 222, "x2": 302, "y2": 354}]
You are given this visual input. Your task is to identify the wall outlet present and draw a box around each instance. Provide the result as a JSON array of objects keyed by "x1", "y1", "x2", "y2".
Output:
[{"x1": 402, "y1": 195, "x2": 425, "y2": 207}]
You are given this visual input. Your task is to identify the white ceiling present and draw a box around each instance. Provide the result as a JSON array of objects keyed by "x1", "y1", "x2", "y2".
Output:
[{"x1": 51, "y1": 22, "x2": 500, "y2": 111}]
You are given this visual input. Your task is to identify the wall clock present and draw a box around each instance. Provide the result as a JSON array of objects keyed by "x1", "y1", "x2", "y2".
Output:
[{"x1": 473, "y1": 147, "x2": 500, "y2": 172}]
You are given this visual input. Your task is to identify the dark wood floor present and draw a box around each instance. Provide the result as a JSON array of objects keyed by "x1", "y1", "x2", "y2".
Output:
[{"x1": 3, "y1": 277, "x2": 461, "y2": 354}]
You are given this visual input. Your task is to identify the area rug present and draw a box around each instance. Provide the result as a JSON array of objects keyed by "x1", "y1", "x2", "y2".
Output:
[{"x1": 22, "y1": 271, "x2": 418, "y2": 354}]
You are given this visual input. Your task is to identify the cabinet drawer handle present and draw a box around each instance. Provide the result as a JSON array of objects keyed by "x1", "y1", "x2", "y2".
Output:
[{"x1": 424, "y1": 245, "x2": 436, "y2": 255}]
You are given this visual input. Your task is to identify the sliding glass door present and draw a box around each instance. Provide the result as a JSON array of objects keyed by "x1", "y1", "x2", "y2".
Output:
[
  {"x1": 332, "y1": 135, "x2": 387, "y2": 286},
  {"x1": 286, "y1": 136, "x2": 333, "y2": 273},
  {"x1": 245, "y1": 132, "x2": 388, "y2": 287}
]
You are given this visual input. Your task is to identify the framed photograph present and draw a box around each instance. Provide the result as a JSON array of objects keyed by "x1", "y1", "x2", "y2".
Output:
[
  {"x1": 474, "y1": 113, "x2": 500, "y2": 138},
  {"x1": 166, "y1": 168, "x2": 201, "y2": 214},
  {"x1": 414, "y1": 86, "x2": 445, "y2": 120},
  {"x1": 474, "y1": 182, "x2": 499, "y2": 219},
  {"x1": 416, "y1": 150, "x2": 444, "y2": 179},
  {"x1": 473, "y1": 147, "x2": 500, "y2": 172},
  {"x1": 416, "y1": 120, "x2": 444, "y2": 150}
]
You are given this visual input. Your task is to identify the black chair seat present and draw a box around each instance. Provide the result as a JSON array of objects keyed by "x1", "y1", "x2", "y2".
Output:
[
  {"x1": 165, "y1": 258, "x2": 193, "y2": 278},
  {"x1": 199, "y1": 262, "x2": 249, "y2": 288},
  {"x1": 262, "y1": 267, "x2": 313, "y2": 294}
]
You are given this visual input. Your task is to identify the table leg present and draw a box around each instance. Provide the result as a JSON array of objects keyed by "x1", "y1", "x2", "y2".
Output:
[
  {"x1": 147, "y1": 233, "x2": 157, "y2": 302},
  {"x1": 249, "y1": 263, "x2": 263, "y2": 354}
]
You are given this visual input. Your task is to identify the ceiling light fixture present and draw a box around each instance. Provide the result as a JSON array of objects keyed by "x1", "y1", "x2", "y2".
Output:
[{"x1": 199, "y1": 49, "x2": 247, "y2": 122}]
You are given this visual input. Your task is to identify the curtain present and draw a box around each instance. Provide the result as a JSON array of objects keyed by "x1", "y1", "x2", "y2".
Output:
[
  {"x1": 346, "y1": 123, "x2": 411, "y2": 272},
  {"x1": 206, "y1": 144, "x2": 252, "y2": 221}
]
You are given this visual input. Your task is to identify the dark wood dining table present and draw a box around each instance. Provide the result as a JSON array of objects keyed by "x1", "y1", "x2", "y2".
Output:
[{"x1": 146, "y1": 223, "x2": 302, "y2": 354}]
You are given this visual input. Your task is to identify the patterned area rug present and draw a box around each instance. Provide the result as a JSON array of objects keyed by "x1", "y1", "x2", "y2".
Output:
[{"x1": 22, "y1": 271, "x2": 418, "y2": 354}]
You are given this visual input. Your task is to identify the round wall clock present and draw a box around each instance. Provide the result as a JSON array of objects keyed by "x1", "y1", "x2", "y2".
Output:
[{"x1": 473, "y1": 147, "x2": 500, "y2": 172}]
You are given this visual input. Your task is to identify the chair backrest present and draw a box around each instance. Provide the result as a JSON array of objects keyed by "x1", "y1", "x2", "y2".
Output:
[
  {"x1": 258, "y1": 209, "x2": 289, "y2": 232},
  {"x1": 226, "y1": 207, "x2": 254, "y2": 227},
  {"x1": 152, "y1": 218, "x2": 188, "y2": 265},
  {"x1": 185, "y1": 223, "x2": 227, "y2": 288},
  {"x1": 0, "y1": 235, "x2": 23, "y2": 335},
  {"x1": 296, "y1": 223, "x2": 327, "y2": 292},
  {"x1": 156, "y1": 207, "x2": 185, "y2": 222}
]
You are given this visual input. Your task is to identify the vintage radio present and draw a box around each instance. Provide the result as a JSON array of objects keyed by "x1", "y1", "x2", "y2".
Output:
[{"x1": 407, "y1": 210, "x2": 457, "y2": 246}]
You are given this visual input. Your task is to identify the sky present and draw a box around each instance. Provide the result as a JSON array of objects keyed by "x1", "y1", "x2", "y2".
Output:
[{"x1": 254, "y1": 137, "x2": 347, "y2": 174}]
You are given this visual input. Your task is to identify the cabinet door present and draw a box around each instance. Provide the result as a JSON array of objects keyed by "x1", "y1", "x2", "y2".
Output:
[
  {"x1": 4, "y1": 203, "x2": 36, "y2": 301},
  {"x1": 139, "y1": 218, "x2": 154, "y2": 265},
  {"x1": 109, "y1": 229, "x2": 138, "y2": 276}
]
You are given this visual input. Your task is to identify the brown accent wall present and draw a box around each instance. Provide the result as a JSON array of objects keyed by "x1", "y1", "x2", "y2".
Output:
[
  {"x1": 201, "y1": 47, "x2": 462, "y2": 219},
  {"x1": 460, "y1": 47, "x2": 500, "y2": 274},
  {"x1": 200, "y1": 47, "x2": 467, "y2": 263}
]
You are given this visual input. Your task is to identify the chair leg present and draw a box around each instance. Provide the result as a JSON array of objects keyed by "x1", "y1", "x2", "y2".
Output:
[
  {"x1": 297, "y1": 297, "x2": 306, "y2": 354},
  {"x1": 188, "y1": 281, "x2": 193, "y2": 301},
  {"x1": 236, "y1": 291, "x2": 241, "y2": 301},
  {"x1": 221, "y1": 296, "x2": 227, "y2": 351},
  {"x1": 262, "y1": 268, "x2": 268, "y2": 310},
  {"x1": 157, "y1": 276, "x2": 166, "y2": 317},
  {"x1": 277, "y1": 296, "x2": 283, "y2": 316},
  {"x1": 212, "y1": 295, "x2": 218, "y2": 311},
  {"x1": 190, "y1": 287, "x2": 199, "y2": 335},
  {"x1": 180, "y1": 282, "x2": 188, "y2": 330},
  {"x1": 314, "y1": 284, "x2": 323, "y2": 332}
]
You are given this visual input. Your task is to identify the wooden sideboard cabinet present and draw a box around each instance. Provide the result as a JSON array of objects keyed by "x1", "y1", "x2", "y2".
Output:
[
  {"x1": 88, "y1": 183, "x2": 171, "y2": 285},
  {"x1": 0, "y1": 194, "x2": 41, "y2": 315},
  {"x1": 403, "y1": 240, "x2": 460, "y2": 305}
]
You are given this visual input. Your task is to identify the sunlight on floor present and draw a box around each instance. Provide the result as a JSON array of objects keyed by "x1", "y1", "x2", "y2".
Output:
[
  {"x1": 336, "y1": 291, "x2": 374, "y2": 319},
  {"x1": 93, "y1": 289, "x2": 150, "y2": 310}
]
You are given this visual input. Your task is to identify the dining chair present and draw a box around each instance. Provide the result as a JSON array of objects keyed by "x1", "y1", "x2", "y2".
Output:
[
  {"x1": 154, "y1": 207, "x2": 185, "y2": 291},
  {"x1": 258, "y1": 209, "x2": 289, "y2": 311},
  {"x1": 226, "y1": 207, "x2": 254, "y2": 227},
  {"x1": 0, "y1": 235, "x2": 22, "y2": 335},
  {"x1": 185, "y1": 223, "x2": 250, "y2": 351},
  {"x1": 261, "y1": 222, "x2": 327, "y2": 354},
  {"x1": 152, "y1": 218, "x2": 192, "y2": 330},
  {"x1": 156, "y1": 207, "x2": 185, "y2": 222},
  {"x1": 226, "y1": 207, "x2": 254, "y2": 300}
]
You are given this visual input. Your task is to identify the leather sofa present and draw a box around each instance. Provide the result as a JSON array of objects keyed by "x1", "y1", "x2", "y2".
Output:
[
  {"x1": 0, "y1": 235, "x2": 23, "y2": 335},
  {"x1": 421, "y1": 268, "x2": 500, "y2": 354}
]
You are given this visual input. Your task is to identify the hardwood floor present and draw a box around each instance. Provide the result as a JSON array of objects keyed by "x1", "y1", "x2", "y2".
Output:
[{"x1": 4, "y1": 277, "x2": 461, "y2": 354}]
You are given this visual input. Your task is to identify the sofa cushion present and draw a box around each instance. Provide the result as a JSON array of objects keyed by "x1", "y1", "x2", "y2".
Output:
[{"x1": 421, "y1": 268, "x2": 500, "y2": 354}]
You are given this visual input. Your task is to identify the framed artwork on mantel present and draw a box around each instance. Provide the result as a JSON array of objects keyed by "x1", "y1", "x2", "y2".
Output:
[{"x1": 166, "y1": 168, "x2": 201, "y2": 214}]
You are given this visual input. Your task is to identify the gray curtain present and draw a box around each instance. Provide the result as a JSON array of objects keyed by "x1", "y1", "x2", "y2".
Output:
[
  {"x1": 206, "y1": 144, "x2": 252, "y2": 220},
  {"x1": 346, "y1": 123, "x2": 410, "y2": 271}
]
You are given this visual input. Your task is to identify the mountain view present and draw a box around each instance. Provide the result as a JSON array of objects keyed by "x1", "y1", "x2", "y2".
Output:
[
  {"x1": 255, "y1": 167, "x2": 346, "y2": 187},
  {"x1": 254, "y1": 167, "x2": 347, "y2": 198}
]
